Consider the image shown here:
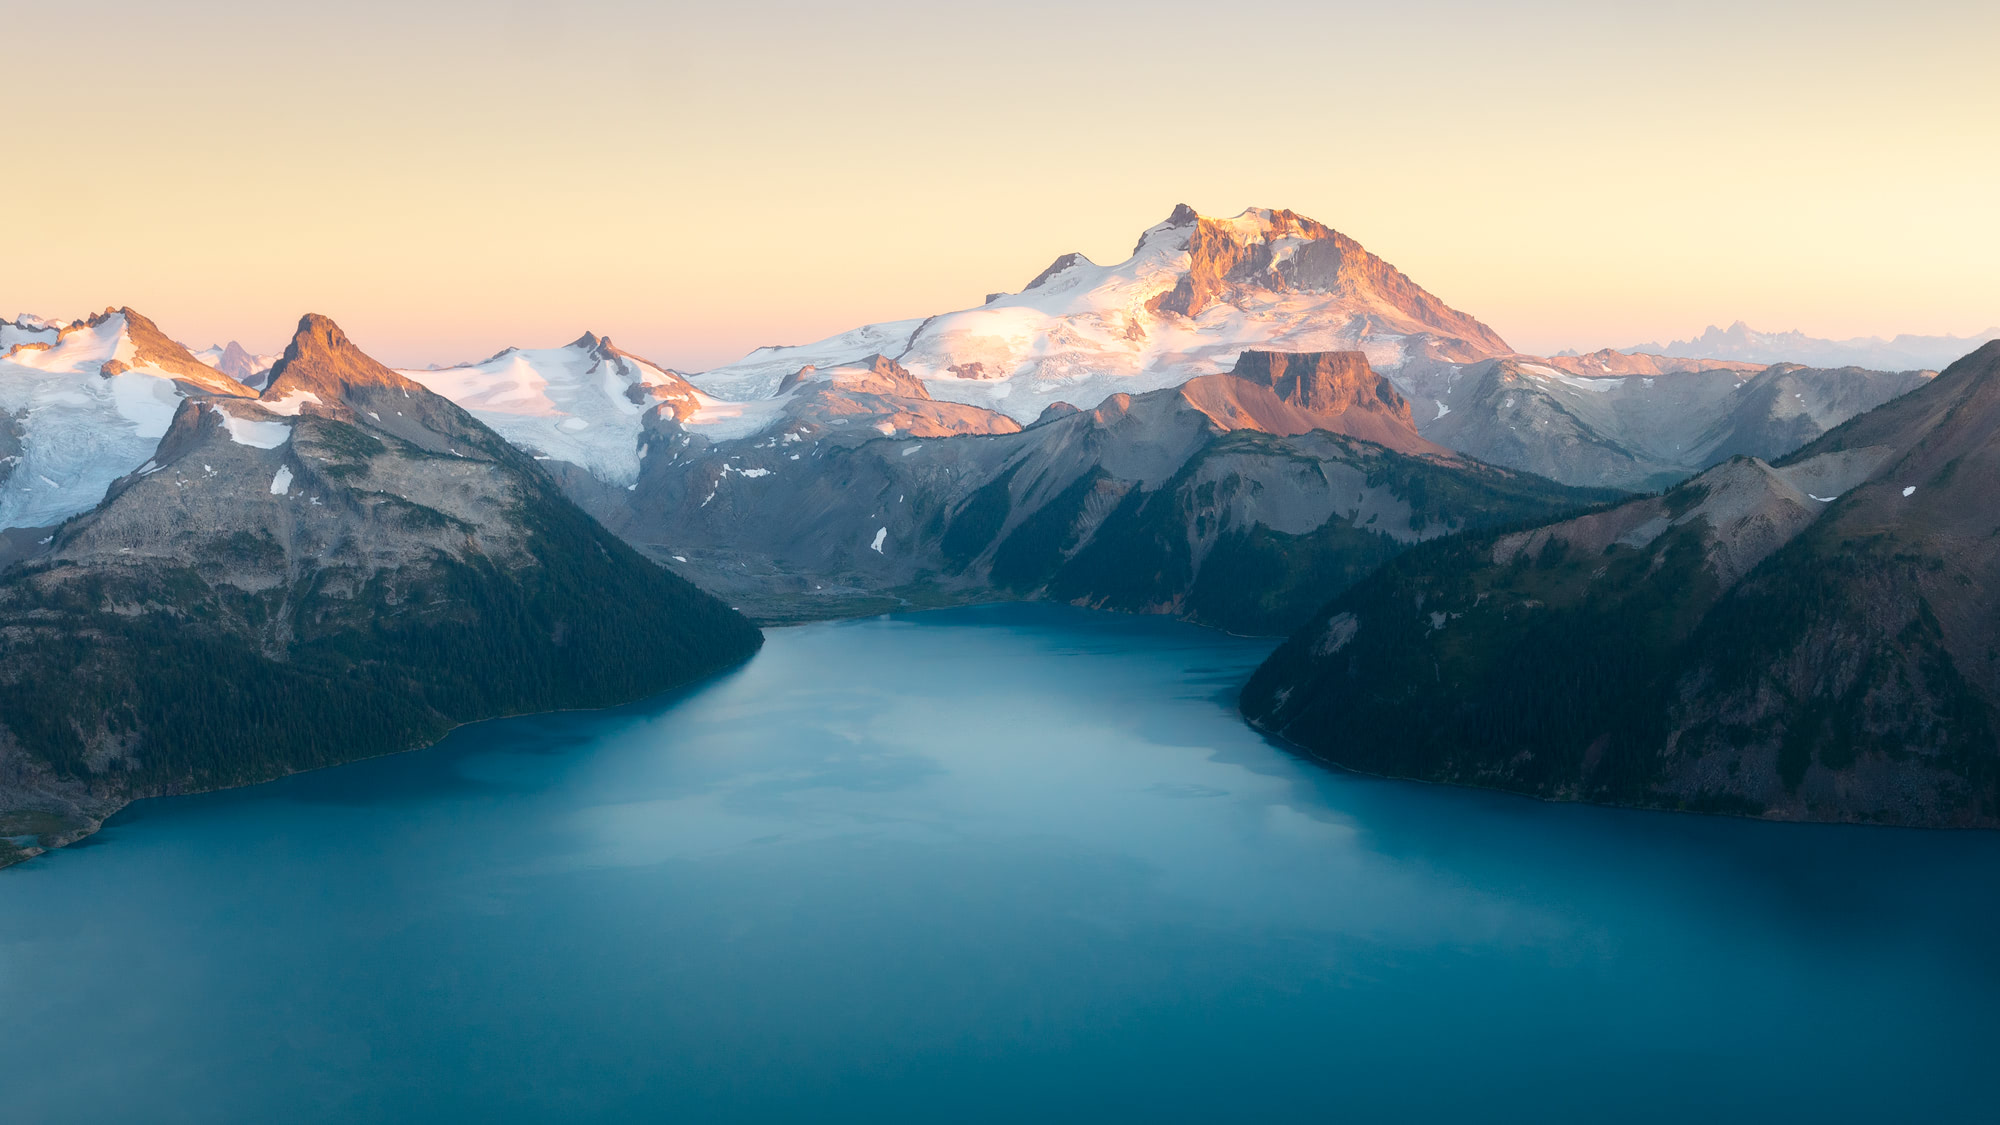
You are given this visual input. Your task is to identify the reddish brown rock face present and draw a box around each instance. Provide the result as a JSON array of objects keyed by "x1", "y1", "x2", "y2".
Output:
[
  {"x1": 55, "y1": 307, "x2": 256, "y2": 398},
  {"x1": 1160, "y1": 350, "x2": 1450, "y2": 457},
  {"x1": 261, "y1": 313, "x2": 430, "y2": 404},
  {"x1": 1229, "y1": 350, "x2": 1413, "y2": 419},
  {"x1": 1142, "y1": 208, "x2": 1510, "y2": 357},
  {"x1": 590, "y1": 335, "x2": 705, "y2": 422},
  {"x1": 115, "y1": 308, "x2": 257, "y2": 397}
]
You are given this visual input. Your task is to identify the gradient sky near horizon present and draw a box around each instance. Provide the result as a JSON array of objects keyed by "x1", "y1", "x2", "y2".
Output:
[{"x1": 6, "y1": 0, "x2": 1997, "y2": 369}]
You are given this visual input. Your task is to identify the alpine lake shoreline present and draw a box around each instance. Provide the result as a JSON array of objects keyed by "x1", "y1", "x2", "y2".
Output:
[{"x1": 9, "y1": 565, "x2": 1986, "y2": 878}]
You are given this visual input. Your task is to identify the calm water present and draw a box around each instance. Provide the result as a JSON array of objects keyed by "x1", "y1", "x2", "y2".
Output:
[{"x1": 3, "y1": 605, "x2": 1997, "y2": 1123}]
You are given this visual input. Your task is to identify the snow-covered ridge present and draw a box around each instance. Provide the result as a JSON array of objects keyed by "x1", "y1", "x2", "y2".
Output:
[
  {"x1": 1, "y1": 315, "x2": 62, "y2": 354},
  {"x1": 0, "y1": 310, "x2": 248, "y2": 531},
  {"x1": 402, "y1": 332, "x2": 715, "y2": 486}
]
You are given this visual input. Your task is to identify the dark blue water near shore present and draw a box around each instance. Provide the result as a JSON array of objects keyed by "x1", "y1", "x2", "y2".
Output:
[{"x1": 4, "y1": 605, "x2": 1998, "y2": 1123}]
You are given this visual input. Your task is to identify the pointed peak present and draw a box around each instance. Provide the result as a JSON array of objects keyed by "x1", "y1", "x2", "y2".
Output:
[
  {"x1": 1131, "y1": 204, "x2": 1205, "y2": 255},
  {"x1": 294, "y1": 313, "x2": 355, "y2": 354},
  {"x1": 1023, "y1": 252, "x2": 1091, "y2": 292},
  {"x1": 777, "y1": 364, "x2": 820, "y2": 394},
  {"x1": 263, "y1": 313, "x2": 422, "y2": 404},
  {"x1": 569, "y1": 331, "x2": 602, "y2": 351},
  {"x1": 854, "y1": 353, "x2": 912, "y2": 379}
]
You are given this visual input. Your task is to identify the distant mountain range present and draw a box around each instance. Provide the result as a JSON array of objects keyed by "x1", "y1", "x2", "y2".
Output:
[
  {"x1": 1608, "y1": 321, "x2": 2000, "y2": 372},
  {"x1": 189, "y1": 340, "x2": 281, "y2": 388}
]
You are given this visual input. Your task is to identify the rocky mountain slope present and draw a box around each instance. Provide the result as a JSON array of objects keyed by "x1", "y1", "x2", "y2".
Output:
[
  {"x1": 0, "y1": 308, "x2": 257, "y2": 537},
  {"x1": 1242, "y1": 341, "x2": 2000, "y2": 826},
  {"x1": 1400, "y1": 357, "x2": 1931, "y2": 490},
  {"x1": 692, "y1": 205, "x2": 1515, "y2": 422},
  {"x1": 0, "y1": 314, "x2": 761, "y2": 868},
  {"x1": 1620, "y1": 320, "x2": 2000, "y2": 371},
  {"x1": 584, "y1": 349, "x2": 1613, "y2": 635}
]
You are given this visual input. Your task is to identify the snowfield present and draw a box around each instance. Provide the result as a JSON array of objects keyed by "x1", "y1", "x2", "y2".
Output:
[
  {"x1": 212, "y1": 403, "x2": 293, "y2": 449},
  {"x1": 404, "y1": 336, "x2": 726, "y2": 485}
]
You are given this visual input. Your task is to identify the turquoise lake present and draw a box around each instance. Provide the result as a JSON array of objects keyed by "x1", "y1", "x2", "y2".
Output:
[{"x1": 3, "y1": 605, "x2": 1997, "y2": 1122}]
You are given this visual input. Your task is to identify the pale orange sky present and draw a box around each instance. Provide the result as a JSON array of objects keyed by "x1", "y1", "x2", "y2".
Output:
[{"x1": 6, "y1": 0, "x2": 1997, "y2": 369}]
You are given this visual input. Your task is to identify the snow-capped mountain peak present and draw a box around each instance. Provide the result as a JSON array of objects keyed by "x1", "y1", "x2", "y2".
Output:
[{"x1": 692, "y1": 204, "x2": 1512, "y2": 422}]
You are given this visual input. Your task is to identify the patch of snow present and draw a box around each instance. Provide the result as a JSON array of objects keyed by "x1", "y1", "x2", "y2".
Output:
[
  {"x1": 214, "y1": 405, "x2": 292, "y2": 449},
  {"x1": 1543, "y1": 368, "x2": 1618, "y2": 393},
  {"x1": 671, "y1": 555, "x2": 687, "y2": 562},
  {"x1": 261, "y1": 390, "x2": 322, "y2": 416},
  {"x1": 270, "y1": 465, "x2": 293, "y2": 495},
  {"x1": 735, "y1": 467, "x2": 771, "y2": 478},
  {"x1": 869, "y1": 526, "x2": 887, "y2": 553},
  {"x1": 681, "y1": 395, "x2": 790, "y2": 443},
  {"x1": 1902, "y1": 486, "x2": 1916, "y2": 497},
  {"x1": 1434, "y1": 401, "x2": 1450, "y2": 420},
  {"x1": 1313, "y1": 612, "x2": 1359, "y2": 656}
]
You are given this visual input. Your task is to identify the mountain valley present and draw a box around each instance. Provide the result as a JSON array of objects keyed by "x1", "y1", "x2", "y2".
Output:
[{"x1": 2, "y1": 203, "x2": 1988, "y2": 853}]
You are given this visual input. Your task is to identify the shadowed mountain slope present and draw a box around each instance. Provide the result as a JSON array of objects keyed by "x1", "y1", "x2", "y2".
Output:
[
  {"x1": 1243, "y1": 341, "x2": 2000, "y2": 827},
  {"x1": 586, "y1": 350, "x2": 1613, "y2": 635}
]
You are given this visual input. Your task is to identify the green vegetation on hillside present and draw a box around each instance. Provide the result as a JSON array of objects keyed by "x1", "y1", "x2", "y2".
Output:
[
  {"x1": 0, "y1": 459, "x2": 760, "y2": 815},
  {"x1": 953, "y1": 430, "x2": 1619, "y2": 635}
]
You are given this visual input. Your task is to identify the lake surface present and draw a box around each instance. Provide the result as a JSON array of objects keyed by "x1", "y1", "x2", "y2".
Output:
[{"x1": 3, "y1": 605, "x2": 1998, "y2": 1123}]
